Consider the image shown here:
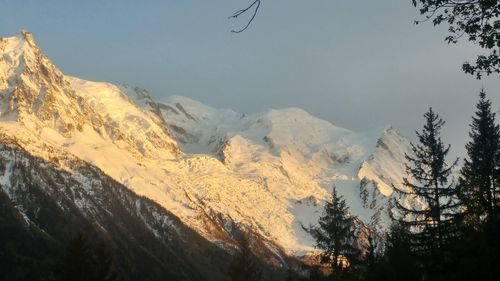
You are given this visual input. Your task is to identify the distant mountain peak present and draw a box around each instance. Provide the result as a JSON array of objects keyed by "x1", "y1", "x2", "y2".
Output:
[
  {"x1": 20, "y1": 29, "x2": 37, "y2": 46},
  {"x1": 0, "y1": 29, "x2": 88, "y2": 134},
  {"x1": 0, "y1": 31, "x2": 418, "y2": 262},
  {"x1": 0, "y1": 31, "x2": 180, "y2": 157}
]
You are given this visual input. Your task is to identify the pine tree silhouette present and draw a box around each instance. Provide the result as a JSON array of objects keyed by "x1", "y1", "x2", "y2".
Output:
[
  {"x1": 452, "y1": 90, "x2": 500, "y2": 281},
  {"x1": 459, "y1": 89, "x2": 500, "y2": 225},
  {"x1": 383, "y1": 222, "x2": 420, "y2": 281},
  {"x1": 227, "y1": 236, "x2": 262, "y2": 281},
  {"x1": 54, "y1": 233, "x2": 122, "y2": 281},
  {"x1": 311, "y1": 185, "x2": 359, "y2": 280},
  {"x1": 393, "y1": 107, "x2": 460, "y2": 276}
]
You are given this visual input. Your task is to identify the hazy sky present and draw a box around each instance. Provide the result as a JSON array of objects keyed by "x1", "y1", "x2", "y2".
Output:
[{"x1": 1, "y1": 0, "x2": 499, "y2": 158}]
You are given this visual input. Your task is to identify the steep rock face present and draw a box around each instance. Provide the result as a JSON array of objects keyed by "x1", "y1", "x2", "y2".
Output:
[
  {"x1": 356, "y1": 127, "x2": 412, "y2": 229},
  {"x1": 0, "y1": 32, "x2": 292, "y2": 265},
  {"x1": 151, "y1": 96, "x2": 414, "y2": 249},
  {"x1": 0, "y1": 31, "x2": 179, "y2": 158},
  {"x1": 67, "y1": 77, "x2": 180, "y2": 159},
  {"x1": 0, "y1": 30, "x2": 102, "y2": 135},
  {"x1": 0, "y1": 30, "x2": 416, "y2": 265},
  {"x1": 0, "y1": 132, "x2": 231, "y2": 281}
]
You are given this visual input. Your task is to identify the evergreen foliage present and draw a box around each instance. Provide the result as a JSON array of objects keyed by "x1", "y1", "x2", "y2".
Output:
[
  {"x1": 459, "y1": 89, "x2": 500, "y2": 226},
  {"x1": 3, "y1": 92, "x2": 500, "y2": 281},
  {"x1": 451, "y1": 90, "x2": 500, "y2": 281},
  {"x1": 311, "y1": 185, "x2": 360, "y2": 280},
  {"x1": 361, "y1": 232, "x2": 384, "y2": 281},
  {"x1": 393, "y1": 107, "x2": 460, "y2": 275},
  {"x1": 382, "y1": 222, "x2": 420, "y2": 281},
  {"x1": 54, "y1": 233, "x2": 122, "y2": 281},
  {"x1": 227, "y1": 236, "x2": 262, "y2": 281}
]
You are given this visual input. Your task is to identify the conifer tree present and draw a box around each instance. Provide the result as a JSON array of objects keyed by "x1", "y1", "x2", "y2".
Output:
[
  {"x1": 311, "y1": 185, "x2": 359, "y2": 280},
  {"x1": 227, "y1": 236, "x2": 262, "y2": 281},
  {"x1": 454, "y1": 90, "x2": 500, "y2": 281},
  {"x1": 382, "y1": 222, "x2": 420, "y2": 281},
  {"x1": 459, "y1": 89, "x2": 500, "y2": 225},
  {"x1": 393, "y1": 107, "x2": 459, "y2": 274},
  {"x1": 362, "y1": 233, "x2": 379, "y2": 281},
  {"x1": 54, "y1": 233, "x2": 122, "y2": 281}
]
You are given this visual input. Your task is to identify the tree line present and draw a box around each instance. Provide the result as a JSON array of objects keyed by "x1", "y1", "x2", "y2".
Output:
[
  {"x1": 1, "y1": 90, "x2": 497, "y2": 281},
  {"x1": 228, "y1": 89, "x2": 500, "y2": 281},
  {"x1": 306, "y1": 89, "x2": 499, "y2": 281}
]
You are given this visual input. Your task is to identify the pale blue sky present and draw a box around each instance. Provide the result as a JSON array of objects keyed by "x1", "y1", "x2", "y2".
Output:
[{"x1": 1, "y1": 0, "x2": 499, "y2": 157}]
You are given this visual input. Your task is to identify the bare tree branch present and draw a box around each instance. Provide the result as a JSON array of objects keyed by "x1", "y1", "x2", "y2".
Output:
[{"x1": 229, "y1": 0, "x2": 261, "y2": 33}]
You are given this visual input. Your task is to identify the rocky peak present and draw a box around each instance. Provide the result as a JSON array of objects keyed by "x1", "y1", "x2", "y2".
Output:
[
  {"x1": 0, "y1": 31, "x2": 180, "y2": 158},
  {"x1": 0, "y1": 30, "x2": 103, "y2": 136},
  {"x1": 20, "y1": 29, "x2": 36, "y2": 47}
]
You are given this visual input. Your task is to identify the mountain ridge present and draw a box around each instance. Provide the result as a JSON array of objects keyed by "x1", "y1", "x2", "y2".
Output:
[{"x1": 0, "y1": 30, "x2": 414, "y2": 265}]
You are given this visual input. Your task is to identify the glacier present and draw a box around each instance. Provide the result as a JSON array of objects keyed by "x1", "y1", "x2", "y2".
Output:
[{"x1": 0, "y1": 30, "x2": 413, "y2": 261}]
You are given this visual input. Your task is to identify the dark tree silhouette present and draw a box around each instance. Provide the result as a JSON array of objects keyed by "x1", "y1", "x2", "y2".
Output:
[
  {"x1": 229, "y1": 0, "x2": 261, "y2": 33},
  {"x1": 362, "y1": 232, "x2": 383, "y2": 281},
  {"x1": 54, "y1": 233, "x2": 122, "y2": 281},
  {"x1": 311, "y1": 185, "x2": 360, "y2": 280},
  {"x1": 227, "y1": 236, "x2": 262, "y2": 281},
  {"x1": 412, "y1": 0, "x2": 500, "y2": 78},
  {"x1": 393, "y1": 107, "x2": 460, "y2": 276},
  {"x1": 459, "y1": 89, "x2": 500, "y2": 226},
  {"x1": 366, "y1": 97, "x2": 500, "y2": 281},
  {"x1": 382, "y1": 222, "x2": 420, "y2": 281},
  {"x1": 452, "y1": 89, "x2": 500, "y2": 281}
]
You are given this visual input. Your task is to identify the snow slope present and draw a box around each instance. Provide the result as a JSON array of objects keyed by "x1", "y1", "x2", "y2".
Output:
[
  {"x1": 142, "y1": 95, "x2": 412, "y2": 249},
  {"x1": 0, "y1": 31, "x2": 413, "y2": 258}
]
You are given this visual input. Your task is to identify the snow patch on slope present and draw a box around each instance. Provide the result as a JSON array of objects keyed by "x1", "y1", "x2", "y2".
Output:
[
  {"x1": 156, "y1": 96, "x2": 413, "y2": 245},
  {"x1": 0, "y1": 31, "x2": 415, "y2": 257}
]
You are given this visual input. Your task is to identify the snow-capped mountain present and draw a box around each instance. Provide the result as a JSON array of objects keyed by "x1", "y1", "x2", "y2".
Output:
[
  {"x1": 0, "y1": 131, "x2": 232, "y2": 281},
  {"x1": 0, "y1": 30, "x2": 413, "y2": 273},
  {"x1": 153, "y1": 95, "x2": 412, "y2": 233}
]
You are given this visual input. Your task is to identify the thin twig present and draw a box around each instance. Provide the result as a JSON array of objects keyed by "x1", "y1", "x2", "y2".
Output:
[{"x1": 229, "y1": 0, "x2": 261, "y2": 33}]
